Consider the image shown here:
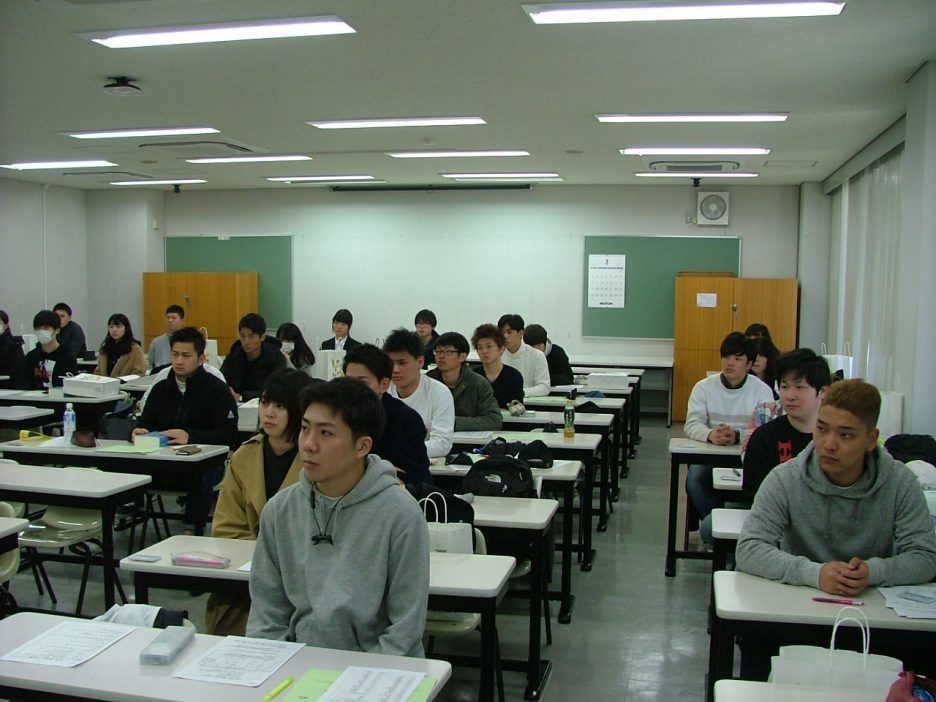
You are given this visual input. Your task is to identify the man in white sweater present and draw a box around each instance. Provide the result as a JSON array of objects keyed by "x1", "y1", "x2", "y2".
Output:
[
  {"x1": 684, "y1": 332, "x2": 774, "y2": 539},
  {"x1": 497, "y1": 314, "x2": 551, "y2": 398},
  {"x1": 384, "y1": 327, "x2": 454, "y2": 459}
]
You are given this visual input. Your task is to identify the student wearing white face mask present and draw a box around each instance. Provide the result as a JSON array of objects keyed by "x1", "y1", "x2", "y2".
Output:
[
  {"x1": 21, "y1": 309, "x2": 79, "y2": 390},
  {"x1": 275, "y1": 322, "x2": 316, "y2": 377},
  {"x1": 0, "y1": 310, "x2": 26, "y2": 389}
]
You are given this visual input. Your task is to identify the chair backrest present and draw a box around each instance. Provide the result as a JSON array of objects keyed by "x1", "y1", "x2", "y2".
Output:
[
  {"x1": 0, "y1": 501, "x2": 21, "y2": 581},
  {"x1": 0, "y1": 458, "x2": 20, "y2": 464},
  {"x1": 473, "y1": 528, "x2": 487, "y2": 556}
]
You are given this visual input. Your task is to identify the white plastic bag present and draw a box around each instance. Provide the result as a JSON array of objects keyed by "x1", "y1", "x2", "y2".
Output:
[
  {"x1": 821, "y1": 342, "x2": 854, "y2": 380},
  {"x1": 419, "y1": 492, "x2": 473, "y2": 555}
]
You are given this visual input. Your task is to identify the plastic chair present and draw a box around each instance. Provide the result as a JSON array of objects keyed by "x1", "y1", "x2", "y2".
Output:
[
  {"x1": 0, "y1": 459, "x2": 28, "y2": 518},
  {"x1": 0, "y1": 501, "x2": 21, "y2": 616}
]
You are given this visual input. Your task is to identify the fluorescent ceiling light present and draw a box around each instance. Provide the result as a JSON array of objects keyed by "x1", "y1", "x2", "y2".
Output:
[
  {"x1": 634, "y1": 171, "x2": 758, "y2": 177},
  {"x1": 524, "y1": 1, "x2": 845, "y2": 24},
  {"x1": 308, "y1": 117, "x2": 486, "y2": 130},
  {"x1": 111, "y1": 179, "x2": 207, "y2": 185},
  {"x1": 266, "y1": 175, "x2": 376, "y2": 182},
  {"x1": 441, "y1": 172, "x2": 563, "y2": 181},
  {"x1": 79, "y1": 17, "x2": 354, "y2": 49},
  {"x1": 386, "y1": 150, "x2": 530, "y2": 159},
  {"x1": 186, "y1": 155, "x2": 312, "y2": 164},
  {"x1": 596, "y1": 113, "x2": 788, "y2": 123},
  {"x1": 622, "y1": 147, "x2": 770, "y2": 155},
  {"x1": 68, "y1": 127, "x2": 219, "y2": 139},
  {"x1": 1, "y1": 160, "x2": 117, "y2": 170}
]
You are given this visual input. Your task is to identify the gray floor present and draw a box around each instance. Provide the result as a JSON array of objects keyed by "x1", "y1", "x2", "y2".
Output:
[{"x1": 5, "y1": 417, "x2": 718, "y2": 701}]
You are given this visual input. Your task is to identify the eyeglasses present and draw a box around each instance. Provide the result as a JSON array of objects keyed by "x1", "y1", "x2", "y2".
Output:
[{"x1": 434, "y1": 348, "x2": 461, "y2": 357}]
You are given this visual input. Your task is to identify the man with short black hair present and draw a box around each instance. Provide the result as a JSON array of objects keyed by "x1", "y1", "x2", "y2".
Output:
[
  {"x1": 497, "y1": 314, "x2": 551, "y2": 398},
  {"x1": 343, "y1": 344, "x2": 432, "y2": 485},
  {"x1": 321, "y1": 308, "x2": 362, "y2": 351},
  {"x1": 247, "y1": 377, "x2": 430, "y2": 657},
  {"x1": 221, "y1": 312, "x2": 286, "y2": 400},
  {"x1": 414, "y1": 309, "x2": 439, "y2": 366},
  {"x1": 22, "y1": 309, "x2": 78, "y2": 390},
  {"x1": 135, "y1": 326, "x2": 238, "y2": 532},
  {"x1": 383, "y1": 328, "x2": 454, "y2": 459},
  {"x1": 53, "y1": 302, "x2": 87, "y2": 359},
  {"x1": 428, "y1": 331, "x2": 502, "y2": 431},
  {"x1": 147, "y1": 304, "x2": 185, "y2": 373},
  {"x1": 523, "y1": 323, "x2": 574, "y2": 386}
]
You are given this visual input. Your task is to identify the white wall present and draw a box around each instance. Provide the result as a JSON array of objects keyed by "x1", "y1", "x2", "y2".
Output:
[
  {"x1": 797, "y1": 183, "x2": 831, "y2": 350},
  {"x1": 164, "y1": 184, "x2": 800, "y2": 356},
  {"x1": 0, "y1": 178, "x2": 88, "y2": 333}
]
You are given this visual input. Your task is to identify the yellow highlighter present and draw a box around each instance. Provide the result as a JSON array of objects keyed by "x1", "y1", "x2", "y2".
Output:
[{"x1": 263, "y1": 676, "x2": 294, "y2": 702}]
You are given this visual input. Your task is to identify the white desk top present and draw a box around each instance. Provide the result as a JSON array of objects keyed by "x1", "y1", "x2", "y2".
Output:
[
  {"x1": 714, "y1": 679, "x2": 884, "y2": 701},
  {"x1": 523, "y1": 395, "x2": 625, "y2": 411},
  {"x1": 715, "y1": 571, "x2": 936, "y2": 632},
  {"x1": 551, "y1": 383, "x2": 633, "y2": 396},
  {"x1": 0, "y1": 516, "x2": 28, "y2": 539},
  {"x1": 1, "y1": 390, "x2": 119, "y2": 405},
  {"x1": 0, "y1": 375, "x2": 8, "y2": 382},
  {"x1": 501, "y1": 410, "x2": 613, "y2": 428},
  {"x1": 0, "y1": 439, "x2": 229, "y2": 463},
  {"x1": 451, "y1": 430, "x2": 601, "y2": 452},
  {"x1": 76, "y1": 359, "x2": 98, "y2": 367},
  {"x1": 122, "y1": 535, "x2": 516, "y2": 599},
  {"x1": 572, "y1": 367, "x2": 646, "y2": 377},
  {"x1": 0, "y1": 463, "x2": 151, "y2": 498},
  {"x1": 431, "y1": 458, "x2": 582, "y2": 483},
  {"x1": 470, "y1": 496, "x2": 558, "y2": 530},
  {"x1": 711, "y1": 508, "x2": 750, "y2": 540},
  {"x1": 0, "y1": 612, "x2": 452, "y2": 702},
  {"x1": 0, "y1": 406, "x2": 55, "y2": 421},
  {"x1": 568, "y1": 354, "x2": 673, "y2": 369},
  {"x1": 121, "y1": 375, "x2": 161, "y2": 392},
  {"x1": 669, "y1": 437, "x2": 743, "y2": 458},
  {"x1": 713, "y1": 467, "x2": 743, "y2": 491}
]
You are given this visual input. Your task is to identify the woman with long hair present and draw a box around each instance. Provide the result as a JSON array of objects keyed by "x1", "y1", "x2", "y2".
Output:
[
  {"x1": 276, "y1": 322, "x2": 316, "y2": 376},
  {"x1": 93, "y1": 313, "x2": 146, "y2": 377}
]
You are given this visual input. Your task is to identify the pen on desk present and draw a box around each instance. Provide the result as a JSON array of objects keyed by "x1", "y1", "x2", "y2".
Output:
[
  {"x1": 812, "y1": 596, "x2": 864, "y2": 606},
  {"x1": 263, "y1": 676, "x2": 294, "y2": 702}
]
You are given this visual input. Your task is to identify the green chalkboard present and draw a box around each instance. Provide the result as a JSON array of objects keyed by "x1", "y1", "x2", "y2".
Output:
[
  {"x1": 583, "y1": 235, "x2": 740, "y2": 339},
  {"x1": 166, "y1": 236, "x2": 292, "y2": 328}
]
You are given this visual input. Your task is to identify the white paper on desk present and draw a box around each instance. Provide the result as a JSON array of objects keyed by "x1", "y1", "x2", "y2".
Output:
[
  {"x1": 173, "y1": 635, "x2": 303, "y2": 687},
  {"x1": 452, "y1": 431, "x2": 492, "y2": 440},
  {"x1": 879, "y1": 585, "x2": 936, "y2": 618},
  {"x1": 237, "y1": 561, "x2": 251, "y2": 572},
  {"x1": 40, "y1": 436, "x2": 71, "y2": 447},
  {"x1": 320, "y1": 666, "x2": 425, "y2": 702},
  {"x1": 0, "y1": 621, "x2": 134, "y2": 667}
]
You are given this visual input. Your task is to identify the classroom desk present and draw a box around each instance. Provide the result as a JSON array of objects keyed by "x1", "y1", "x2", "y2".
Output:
[
  {"x1": 0, "y1": 463, "x2": 150, "y2": 609},
  {"x1": 432, "y1": 460, "x2": 581, "y2": 622},
  {"x1": 0, "y1": 611, "x2": 452, "y2": 702},
  {"x1": 0, "y1": 515, "x2": 28, "y2": 554},
  {"x1": 120, "y1": 374, "x2": 160, "y2": 398},
  {"x1": 665, "y1": 438, "x2": 742, "y2": 577},
  {"x1": 0, "y1": 406, "x2": 55, "y2": 430},
  {"x1": 714, "y1": 679, "x2": 884, "y2": 701},
  {"x1": 710, "y1": 508, "x2": 749, "y2": 574},
  {"x1": 0, "y1": 390, "x2": 120, "y2": 432},
  {"x1": 571, "y1": 367, "x2": 645, "y2": 443},
  {"x1": 709, "y1": 571, "x2": 936, "y2": 695},
  {"x1": 0, "y1": 439, "x2": 229, "y2": 536},
  {"x1": 122, "y1": 535, "x2": 512, "y2": 702},
  {"x1": 552, "y1": 382, "x2": 638, "y2": 461},
  {"x1": 568, "y1": 354, "x2": 674, "y2": 426}
]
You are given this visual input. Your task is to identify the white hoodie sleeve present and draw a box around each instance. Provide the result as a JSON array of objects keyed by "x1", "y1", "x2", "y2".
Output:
[
  {"x1": 683, "y1": 378, "x2": 714, "y2": 443},
  {"x1": 524, "y1": 346, "x2": 552, "y2": 398},
  {"x1": 423, "y1": 378, "x2": 454, "y2": 458}
]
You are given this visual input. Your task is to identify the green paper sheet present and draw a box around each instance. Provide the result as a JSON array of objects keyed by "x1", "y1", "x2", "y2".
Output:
[{"x1": 281, "y1": 668, "x2": 436, "y2": 702}]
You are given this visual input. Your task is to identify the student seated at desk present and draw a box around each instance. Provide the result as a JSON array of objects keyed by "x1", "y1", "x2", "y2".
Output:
[
  {"x1": 220, "y1": 313, "x2": 287, "y2": 401},
  {"x1": 685, "y1": 332, "x2": 774, "y2": 542},
  {"x1": 53, "y1": 301, "x2": 87, "y2": 360},
  {"x1": 384, "y1": 328, "x2": 454, "y2": 459},
  {"x1": 523, "y1": 323, "x2": 574, "y2": 386},
  {"x1": 92, "y1": 313, "x2": 146, "y2": 378},
  {"x1": 736, "y1": 379, "x2": 936, "y2": 680},
  {"x1": 497, "y1": 314, "x2": 550, "y2": 398},
  {"x1": 414, "y1": 309, "x2": 439, "y2": 366},
  {"x1": 321, "y1": 308, "x2": 362, "y2": 351},
  {"x1": 275, "y1": 322, "x2": 316, "y2": 376},
  {"x1": 135, "y1": 326, "x2": 239, "y2": 532},
  {"x1": 471, "y1": 323, "x2": 524, "y2": 408},
  {"x1": 343, "y1": 344, "x2": 432, "y2": 486},
  {"x1": 247, "y1": 377, "x2": 430, "y2": 656},
  {"x1": 749, "y1": 337, "x2": 780, "y2": 399},
  {"x1": 0, "y1": 310, "x2": 25, "y2": 389},
  {"x1": 147, "y1": 304, "x2": 184, "y2": 373},
  {"x1": 427, "y1": 332, "x2": 502, "y2": 432},
  {"x1": 21, "y1": 309, "x2": 78, "y2": 390},
  {"x1": 205, "y1": 368, "x2": 312, "y2": 636}
]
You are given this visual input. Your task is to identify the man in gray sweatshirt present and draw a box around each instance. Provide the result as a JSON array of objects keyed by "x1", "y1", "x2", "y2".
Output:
[
  {"x1": 736, "y1": 379, "x2": 936, "y2": 679},
  {"x1": 247, "y1": 377, "x2": 430, "y2": 656}
]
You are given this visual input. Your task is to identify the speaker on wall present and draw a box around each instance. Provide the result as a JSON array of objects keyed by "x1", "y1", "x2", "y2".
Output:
[{"x1": 697, "y1": 191, "x2": 730, "y2": 226}]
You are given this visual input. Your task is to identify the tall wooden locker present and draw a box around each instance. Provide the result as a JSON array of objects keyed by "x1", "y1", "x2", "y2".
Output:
[
  {"x1": 143, "y1": 272, "x2": 259, "y2": 355},
  {"x1": 673, "y1": 276, "x2": 798, "y2": 422}
]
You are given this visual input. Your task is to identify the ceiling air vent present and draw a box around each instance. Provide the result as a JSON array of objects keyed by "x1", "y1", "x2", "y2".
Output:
[
  {"x1": 138, "y1": 141, "x2": 254, "y2": 158},
  {"x1": 648, "y1": 161, "x2": 741, "y2": 172}
]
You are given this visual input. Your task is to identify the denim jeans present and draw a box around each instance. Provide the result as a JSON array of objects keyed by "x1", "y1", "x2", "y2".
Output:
[{"x1": 685, "y1": 463, "x2": 715, "y2": 526}]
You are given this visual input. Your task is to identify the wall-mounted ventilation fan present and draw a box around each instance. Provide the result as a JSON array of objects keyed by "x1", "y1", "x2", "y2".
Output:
[{"x1": 697, "y1": 191, "x2": 729, "y2": 226}]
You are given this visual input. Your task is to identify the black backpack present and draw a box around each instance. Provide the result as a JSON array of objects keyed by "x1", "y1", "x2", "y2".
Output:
[
  {"x1": 458, "y1": 456, "x2": 536, "y2": 498},
  {"x1": 97, "y1": 400, "x2": 138, "y2": 440}
]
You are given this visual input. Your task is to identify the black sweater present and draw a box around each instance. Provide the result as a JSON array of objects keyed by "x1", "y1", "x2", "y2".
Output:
[
  {"x1": 220, "y1": 339, "x2": 286, "y2": 397},
  {"x1": 22, "y1": 343, "x2": 78, "y2": 390},
  {"x1": 0, "y1": 330, "x2": 25, "y2": 388},
  {"x1": 373, "y1": 393, "x2": 432, "y2": 486}
]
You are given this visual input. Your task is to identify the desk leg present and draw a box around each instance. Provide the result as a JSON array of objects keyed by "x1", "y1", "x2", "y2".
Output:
[
  {"x1": 557, "y1": 482, "x2": 575, "y2": 624},
  {"x1": 192, "y1": 469, "x2": 207, "y2": 536},
  {"x1": 580, "y1": 458, "x2": 596, "y2": 572},
  {"x1": 605, "y1": 433, "x2": 618, "y2": 503},
  {"x1": 479, "y1": 599, "x2": 496, "y2": 702},
  {"x1": 708, "y1": 610, "x2": 734, "y2": 701},
  {"x1": 101, "y1": 506, "x2": 117, "y2": 609},
  {"x1": 133, "y1": 573, "x2": 150, "y2": 605},
  {"x1": 596, "y1": 453, "x2": 610, "y2": 533},
  {"x1": 523, "y1": 531, "x2": 552, "y2": 701},
  {"x1": 628, "y1": 391, "x2": 638, "y2": 459},
  {"x1": 666, "y1": 368, "x2": 673, "y2": 428},
  {"x1": 619, "y1": 407, "x2": 630, "y2": 478},
  {"x1": 633, "y1": 376, "x2": 642, "y2": 445},
  {"x1": 665, "y1": 456, "x2": 679, "y2": 577}
]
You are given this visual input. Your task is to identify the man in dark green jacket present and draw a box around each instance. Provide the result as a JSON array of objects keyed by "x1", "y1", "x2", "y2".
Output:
[{"x1": 428, "y1": 332, "x2": 502, "y2": 432}]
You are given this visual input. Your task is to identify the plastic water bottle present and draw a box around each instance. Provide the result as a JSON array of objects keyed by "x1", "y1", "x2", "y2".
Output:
[
  {"x1": 563, "y1": 392, "x2": 576, "y2": 439},
  {"x1": 63, "y1": 402, "x2": 77, "y2": 442}
]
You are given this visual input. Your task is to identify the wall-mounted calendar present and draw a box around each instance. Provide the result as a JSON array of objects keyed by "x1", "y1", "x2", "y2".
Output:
[{"x1": 587, "y1": 254, "x2": 626, "y2": 308}]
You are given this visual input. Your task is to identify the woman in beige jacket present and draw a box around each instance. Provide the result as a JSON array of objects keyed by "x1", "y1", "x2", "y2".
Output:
[
  {"x1": 93, "y1": 313, "x2": 147, "y2": 377},
  {"x1": 205, "y1": 367, "x2": 313, "y2": 636}
]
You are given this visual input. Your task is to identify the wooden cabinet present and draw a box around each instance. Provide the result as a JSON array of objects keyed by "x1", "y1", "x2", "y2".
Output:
[
  {"x1": 673, "y1": 276, "x2": 798, "y2": 422},
  {"x1": 143, "y1": 272, "x2": 259, "y2": 355}
]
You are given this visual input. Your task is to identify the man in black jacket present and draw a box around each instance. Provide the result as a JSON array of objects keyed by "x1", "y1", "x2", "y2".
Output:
[
  {"x1": 220, "y1": 313, "x2": 286, "y2": 400},
  {"x1": 523, "y1": 323, "x2": 574, "y2": 386},
  {"x1": 135, "y1": 326, "x2": 238, "y2": 533}
]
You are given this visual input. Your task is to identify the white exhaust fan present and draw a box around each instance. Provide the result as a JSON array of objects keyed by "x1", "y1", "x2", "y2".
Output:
[{"x1": 697, "y1": 191, "x2": 730, "y2": 226}]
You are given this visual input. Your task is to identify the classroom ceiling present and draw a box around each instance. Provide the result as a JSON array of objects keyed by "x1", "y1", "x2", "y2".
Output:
[{"x1": 1, "y1": 0, "x2": 935, "y2": 191}]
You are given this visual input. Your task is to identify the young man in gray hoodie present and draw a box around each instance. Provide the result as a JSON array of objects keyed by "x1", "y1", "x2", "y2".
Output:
[
  {"x1": 736, "y1": 378, "x2": 936, "y2": 679},
  {"x1": 247, "y1": 377, "x2": 430, "y2": 657}
]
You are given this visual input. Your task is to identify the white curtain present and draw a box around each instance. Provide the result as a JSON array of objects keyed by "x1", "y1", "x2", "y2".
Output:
[{"x1": 827, "y1": 147, "x2": 902, "y2": 388}]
